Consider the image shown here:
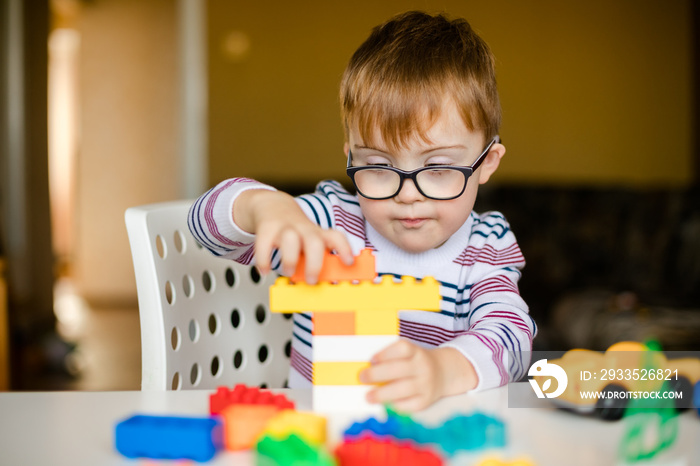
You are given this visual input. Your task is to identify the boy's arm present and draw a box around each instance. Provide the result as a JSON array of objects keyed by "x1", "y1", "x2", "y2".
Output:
[
  {"x1": 441, "y1": 265, "x2": 535, "y2": 392},
  {"x1": 362, "y1": 216, "x2": 535, "y2": 410},
  {"x1": 362, "y1": 265, "x2": 533, "y2": 411},
  {"x1": 442, "y1": 296, "x2": 534, "y2": 389},
  {"x1": 188, "y1": 178, "x2": 271, "y2": 264},
  {"x1": 188, "y1": 178, "x2": 353, "y2": 283}
]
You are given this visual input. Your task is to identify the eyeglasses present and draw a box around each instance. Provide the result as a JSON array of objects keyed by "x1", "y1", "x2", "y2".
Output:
[{"x1": 346, "y1": 136, "x2": 499, "y2": 201}]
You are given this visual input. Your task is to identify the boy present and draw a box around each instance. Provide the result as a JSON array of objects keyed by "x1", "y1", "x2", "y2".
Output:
[{"x1": 189, "y1": 11, "x2": 536, "y2": 411}]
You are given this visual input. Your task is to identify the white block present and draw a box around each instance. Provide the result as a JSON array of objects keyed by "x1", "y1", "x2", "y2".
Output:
[
  {"x1": 313, "y1": 335, "x2": 398, "y2": 362},
  {"x1": 312, "y1": 385, "x2": 383, "y2": 414}
]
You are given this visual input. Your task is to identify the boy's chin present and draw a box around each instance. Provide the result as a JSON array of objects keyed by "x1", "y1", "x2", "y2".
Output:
[{"x1": 394, "y1": 237, "x2": 444, "y2": 254}]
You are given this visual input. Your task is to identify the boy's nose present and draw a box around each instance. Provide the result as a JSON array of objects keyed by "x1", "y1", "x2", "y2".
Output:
[{"x1": 395, "y1": 178, "x2": 425, "y2": 203}]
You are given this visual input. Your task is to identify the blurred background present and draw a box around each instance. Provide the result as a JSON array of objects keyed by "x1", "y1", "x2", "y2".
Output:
[{"x1": 0, "y1": 0, "x2": 698, "y2": 391}]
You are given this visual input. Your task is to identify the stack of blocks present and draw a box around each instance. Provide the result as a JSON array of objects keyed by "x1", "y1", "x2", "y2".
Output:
[{"x1": 269, "y1": 248, "x2": 441, "y2": 412}]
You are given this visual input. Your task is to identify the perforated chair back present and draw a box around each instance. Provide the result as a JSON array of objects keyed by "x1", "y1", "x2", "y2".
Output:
[{"x1": 125, "y1": 201, "x2": 292, "y2": 391}]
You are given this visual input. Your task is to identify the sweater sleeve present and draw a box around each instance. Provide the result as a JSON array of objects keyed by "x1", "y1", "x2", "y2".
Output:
[
  {"x1": 187, "y1": 179, "x2": 346, "y2": 268},
  {"x1": 440, "y1": 213, "x2": 536, "y2": 391},
  {"x1": 187, "y1": 177, "x2": 276, "y2": 265}
]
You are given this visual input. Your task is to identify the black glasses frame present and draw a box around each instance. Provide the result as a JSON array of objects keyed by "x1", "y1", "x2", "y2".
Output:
[{"x1": 346, "y1": 136, "x2": 499, "y2": 201}]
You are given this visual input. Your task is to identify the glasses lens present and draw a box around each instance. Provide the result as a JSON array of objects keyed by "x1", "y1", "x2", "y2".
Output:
[
  {"x1": 353, "y1": 168, "x2": 401, "y2": 199},
  {"x1": 415, "y1": 168, "x2": 467, "y2": 199}
]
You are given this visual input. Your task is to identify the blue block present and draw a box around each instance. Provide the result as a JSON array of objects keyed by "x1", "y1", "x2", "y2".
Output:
[
  {"x1": 695, "y1": 381, "x2": 700, "y2": 416},
  {"x1": 439, "y1": 412, "x2": 506, "y2": 454},
  {"x1": 115, "y1": 414, "x2": 223, "y2": 462},
  {"x1": 344, "y1": 416, "x2": 403, "y2": 438},
  {"x1": 343, "y1": 411, "x2": 506, "y2": 456}
]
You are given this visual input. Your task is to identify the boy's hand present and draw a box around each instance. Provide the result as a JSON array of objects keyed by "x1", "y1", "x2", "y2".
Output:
[
  {"x1": 359, "y1": 339, "x2": 478, "y2": 412},
  {"x1": 234, "y1": 189, "x2": 353, "y2": 283}
]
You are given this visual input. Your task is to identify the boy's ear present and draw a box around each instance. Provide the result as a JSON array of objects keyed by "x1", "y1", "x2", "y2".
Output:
[
  {"x1": 343, "y1": 142, "x2": 350, "y2": 157},
  {"x1": 478, "y1": 143, "x2": 506, "y2": 184}
]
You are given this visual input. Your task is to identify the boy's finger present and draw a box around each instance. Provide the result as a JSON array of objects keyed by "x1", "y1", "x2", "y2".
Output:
[
  {"x1": 279, "y1": 230, "x2": 302, "y2": 277},
  {"x1": 253, "y1": 230, "x2": 275, "y2": 275},
  {"x1": 360, "y1": 358, "x2": 412, "y2": 384},
  {"x1": 370, "y1": 339, "x2": 414, "y2": 364},
  {"x1": 301, "y1": 235, "x2": 325, "y2": 284},
  {"x1": 323, "y1": 230, "x2": 354, "y2": 265},
  {"x1": 385, "y1": 394, "x2": 428, "y2": 413},
  {"x1": 366, "y1": 378, "x2": 415, "y2": 404}
]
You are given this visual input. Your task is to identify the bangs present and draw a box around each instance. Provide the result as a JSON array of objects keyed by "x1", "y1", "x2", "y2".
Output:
[{"x1": 342, "y1": 72, "x2": 484, "y2": 153}]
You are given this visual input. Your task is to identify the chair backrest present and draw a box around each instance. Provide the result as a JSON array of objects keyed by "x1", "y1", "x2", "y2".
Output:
[{"x1": 125, "y1": 201, "x2": 292, "y2": 391}]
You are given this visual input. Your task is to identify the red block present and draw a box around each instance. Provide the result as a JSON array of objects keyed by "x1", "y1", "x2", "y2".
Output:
[
  {"x1": 209, "y1": 384, "x2": 295, "y2": 415},
  {"x1": 335, "y1": 436, "x2": 443, "y2": 466}
]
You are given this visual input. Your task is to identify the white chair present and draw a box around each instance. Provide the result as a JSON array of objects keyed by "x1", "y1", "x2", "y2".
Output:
[{"x1": 125, "y1": 201, "x2": 293, "y2": 391}]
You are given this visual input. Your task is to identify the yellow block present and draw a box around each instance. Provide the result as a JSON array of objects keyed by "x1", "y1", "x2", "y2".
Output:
[
  {"x1": 269, "y1": 275, "x2": 440, "y2": 314},
  {"x1": 262, "y1": 410, "x2": 327, "y2": 445},
  {"x1": 313, "y1": 361, "x2": 370, "y2": 386},
  {"x1": 355, "y1": 309, "x2": 398, "y2": 335}
]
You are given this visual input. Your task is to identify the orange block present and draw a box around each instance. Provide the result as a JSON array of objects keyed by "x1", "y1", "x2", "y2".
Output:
[
  {"x1": 313, "y1": 312, "x2": 356, "y2": 335},
  {"x1": 220, "y1": 404, "x2": 282, "y2": 450},
  {"x1": 291, "y1": 248, "x2": 377, "y2": 284}
]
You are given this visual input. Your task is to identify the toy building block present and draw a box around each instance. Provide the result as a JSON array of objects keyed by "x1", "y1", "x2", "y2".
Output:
[
  {"x1": 475, "y1": 458, "x2": 535, "y2": 466},
  {"x1": 313, "y1": 385, "x2": 381, "y2": 414},
  {"x1": 291, "y1": 248, "x2": 377, "y2": 284},
  {"x1": 210, "y1": 383, "x2": 295, "y2": 415},
  {"x1": 344, "y1": 415, "x2": 405, "y2": 438},
  {"x1": 256, "y1": 433, "x2": 336, "y2": 466},
  {"x1": 344, "y1": 414, "x2": 433, "y2": 446},
  {"x1": 344, "y1": 411, "x2": 506, "y2": 456},
  {"x1": 262, "y1": 410, "x2": 328, "y2": 445},
  {"x1": 335, "y1": 436, "x2": 444, "y2": 466},
  {"x1": 115, "y1": 414, "x2": 222, "y2": 462},
  {"x1": 314, "y1": 312, "x2": 356, "y2": 335},
  {"x1": 271, "y1": 274, "x2": 440, "y2": 313},
  {"x1": 439, "y1": 412, "x2": 506, "y2": 454},
  {"x1": 314, "y1": 335, "x2": 398, "y2": 361},
  {"x1": 313, "y1": 361, "x2": 370, "y2": 385},
  {"x1": 270, "y1": 275, "x2": 440, "y2": 336},
  {"x1": 695, "y1": 380, "x2": 700, "y2": 415},
  {"x1": 220, "y1": 404, "x2": 288, "y2": 450}
]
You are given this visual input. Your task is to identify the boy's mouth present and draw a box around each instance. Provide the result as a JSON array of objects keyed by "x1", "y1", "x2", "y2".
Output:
[{"x1": 398, "y1": 217, "x2": 428, "y2": 228}]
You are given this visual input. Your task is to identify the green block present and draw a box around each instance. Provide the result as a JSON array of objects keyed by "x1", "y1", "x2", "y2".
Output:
[
  {"x1": 619, "y1": 346, "x2": 680, "y2": 463},
  {"x1": 256, "y1": 433, "x2": 336, "y2": 466}
]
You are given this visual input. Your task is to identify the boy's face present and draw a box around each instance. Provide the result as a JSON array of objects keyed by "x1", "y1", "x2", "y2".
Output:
[{"x1": 345, "y1": 101, "x2": 505, "y2": 253}]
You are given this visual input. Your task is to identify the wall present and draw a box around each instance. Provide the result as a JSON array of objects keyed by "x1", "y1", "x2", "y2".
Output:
[
  {"x1": 74, "y1": 0, "x2": 179, "y2": 303},
  {"x1": 71, "y1": 0, "x2": 693, "y2": 304},
  {"x1": 207, "y1": 0, "x2": 692, "y2": 188}
]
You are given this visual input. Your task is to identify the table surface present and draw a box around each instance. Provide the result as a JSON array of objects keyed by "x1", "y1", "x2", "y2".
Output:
[{"x1": 1, "y1": 383, "x2": 698, "y2": 466}]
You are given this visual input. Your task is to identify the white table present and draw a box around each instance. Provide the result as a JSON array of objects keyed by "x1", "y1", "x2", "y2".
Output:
[{"x1": 0, "y1": 384, "x2": 698, "y2": 466}]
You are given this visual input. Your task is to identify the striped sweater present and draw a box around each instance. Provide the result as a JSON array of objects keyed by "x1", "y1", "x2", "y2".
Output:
[{"x1": 188, "y1": 178, "x2": 536, "y2": 391}]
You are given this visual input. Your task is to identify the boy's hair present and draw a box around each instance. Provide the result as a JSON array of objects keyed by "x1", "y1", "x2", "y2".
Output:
[{"x1": 340, "y1": 11, "x2": 501, "y2": 152}]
